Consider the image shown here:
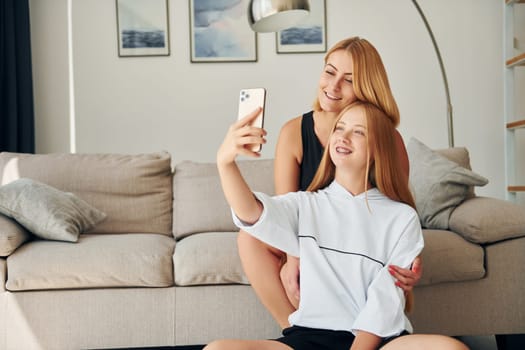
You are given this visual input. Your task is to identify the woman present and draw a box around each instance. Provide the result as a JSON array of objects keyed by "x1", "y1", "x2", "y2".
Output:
[
  {"x1": 208, "y1": 101, "x2": 466, "y2": 350},
  {"x1": 237, "y1": 37, "x2": 422, "y2": 328}
]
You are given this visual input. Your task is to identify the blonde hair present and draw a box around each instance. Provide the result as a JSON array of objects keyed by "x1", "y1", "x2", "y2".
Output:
[
  {"x1": 313, "y1": 37, "x2": 400, "y2": 127},
  {"x1": 307, "y1": 100, "x2": 415, "y2": 312}
]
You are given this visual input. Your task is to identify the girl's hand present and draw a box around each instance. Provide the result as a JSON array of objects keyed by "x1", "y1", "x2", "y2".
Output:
[
  {"x1": 388, "y1": 256, "x2": 423, "y2": 292},
  {"x1": 217, "y1": 107, "x2": 266, "y2": 166}
]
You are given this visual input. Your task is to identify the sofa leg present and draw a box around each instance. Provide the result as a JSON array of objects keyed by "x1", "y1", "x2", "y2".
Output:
[{"x1": 495, "y1": 334, "x2": 525, "y2": 350}]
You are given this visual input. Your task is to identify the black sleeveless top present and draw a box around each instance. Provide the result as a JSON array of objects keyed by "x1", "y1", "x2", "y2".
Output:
[{"x1": 300, "y1": 111, "x2": 324, "y2": 191}]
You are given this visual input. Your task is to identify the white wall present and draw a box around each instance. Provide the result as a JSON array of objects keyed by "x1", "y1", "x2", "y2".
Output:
[
  {"x1": 30, "y1": 0, "x2": 512, "y2": 201},
  {"x1": 30, "y1": 0, "x2": 71, "y2": 153},
  {"x1": 512, "y1": 5, "x2": 525, "y2": 204}
]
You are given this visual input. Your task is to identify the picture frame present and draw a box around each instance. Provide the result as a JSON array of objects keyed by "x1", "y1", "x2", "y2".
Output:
[
  {"x1": 276, "y1": 0, "x2": 327, "y2": 54},
  {"x1": 189, "y1": 0, "x2": 257, "y2": 63},
  {"x1": 116, "y1": 0, "x2": 170, "y2": 57}
]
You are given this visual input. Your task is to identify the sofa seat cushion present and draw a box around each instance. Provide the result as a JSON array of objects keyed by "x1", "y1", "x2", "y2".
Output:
[
  {"x1": 418, "y1": 229, "x2": 485, "y2": 286},
  {"x1": 173, "y1": 232, "x2": 248, "y2": 286},
  {"x1": 5, "y1": 233, "x2": 175, "y2": 291}
]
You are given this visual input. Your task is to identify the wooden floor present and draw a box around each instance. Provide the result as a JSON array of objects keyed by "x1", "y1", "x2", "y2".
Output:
[{"x1": 458, "y1": 336, "x2": 497, "y2": 350}]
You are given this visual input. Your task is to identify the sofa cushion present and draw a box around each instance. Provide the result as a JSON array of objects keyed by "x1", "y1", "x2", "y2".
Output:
[
  {"x1": 174, "y1": 232, "x2": 248, "y2": 286},
  {"x1": 6, "y1": 233, "x2": 175, "y2": 291},
  {"x1": 449, "y1": 197, "x2": 525, "y2": 244},
  {"x1": 0, "y1": 178, "x2": 106, "y2": 242},
  {"x1": 0, "y1": 214, "x2": 30, "y2": 257},
  {"x1": 0, "y1": 152, "x2": 173, "y2": 236},
  {"x1": 173, "y1": 159, "x2": 274, "y2": 239},
  {"x1": 418, "y1": 229, "x2": 485, "y2": 286},
  {"x1": 407, "y1": 138, "x2": 488, "y2": 230}
]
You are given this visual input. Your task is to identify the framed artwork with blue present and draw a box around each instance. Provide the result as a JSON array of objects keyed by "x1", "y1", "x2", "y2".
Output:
[
  {"x1": 276, "y1": 0, "x2": 326, "y2": 54},
  {"x1": 189, "y1": 0, "x2": 257, "y2": 63},
  {"x1": 116, "y1": 0, "x2": 170, "y2": 57}
]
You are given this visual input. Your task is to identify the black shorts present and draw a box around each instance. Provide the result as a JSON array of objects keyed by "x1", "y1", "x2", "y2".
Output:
[{"x1": 275, "y1": 325, "x2": 409, "y2": 350}]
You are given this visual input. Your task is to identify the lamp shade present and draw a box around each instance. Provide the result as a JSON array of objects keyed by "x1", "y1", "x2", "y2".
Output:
[{"x1": 249, "y1": 0, "x2": 310, "y2": 32}]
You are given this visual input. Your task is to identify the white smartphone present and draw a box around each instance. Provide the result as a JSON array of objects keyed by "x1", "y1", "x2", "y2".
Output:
[{"x1": 237, "y1": 88, "x2": 266, "y2": 152}]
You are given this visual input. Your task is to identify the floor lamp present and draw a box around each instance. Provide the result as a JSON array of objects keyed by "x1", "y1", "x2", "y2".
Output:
[{"x1": 248, "y1": 0, "x2": 455, "y2": 147}]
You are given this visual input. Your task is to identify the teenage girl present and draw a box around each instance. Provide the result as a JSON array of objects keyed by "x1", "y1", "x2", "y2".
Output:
[{"x1": 207, "y1": 101, "x2": 424, "y2": 350}]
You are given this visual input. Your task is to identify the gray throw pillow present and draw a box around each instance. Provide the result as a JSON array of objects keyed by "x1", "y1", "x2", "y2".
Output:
[
  {"x1": 407, "y1": 138, "x2": 488, "y2": 229},
  {"x1": 0, "y1": 178, "x2": 107, "y2": 242}
]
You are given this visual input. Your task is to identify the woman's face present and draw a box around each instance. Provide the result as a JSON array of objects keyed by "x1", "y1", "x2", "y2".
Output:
[
  {"x1": 329, "y1": 106, "x2": 369, "y2": 172},
  {"x1": 317, "y1": 50, "x2": 357, "y2": 113}
]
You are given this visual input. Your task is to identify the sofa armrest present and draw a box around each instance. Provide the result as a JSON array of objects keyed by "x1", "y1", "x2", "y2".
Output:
[
  {"x1": 0, "y1": 257, "x2": 5, "y2": 292},
  {"x1": 0, "y1": 214, "x2": 30, "y2": 257},
  {"x1": 449, "y1": 197, "x2": 525, "y2": 244}
]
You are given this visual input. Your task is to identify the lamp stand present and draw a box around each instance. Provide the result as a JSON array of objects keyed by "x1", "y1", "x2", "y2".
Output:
[{"x1": 411, "y1": 0, "x2": 454, "y2": 147}]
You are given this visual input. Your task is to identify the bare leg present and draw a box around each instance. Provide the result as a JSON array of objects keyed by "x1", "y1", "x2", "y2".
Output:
[
  {"x1": 204, "y1": 339, "x2": 292, "y2": 350},
  {"x1": 381, "y1": 334, "x2": 470, "y2": 350},
  {"x1": 237, "y1": 230, "x2": 296, "y2": 329}
]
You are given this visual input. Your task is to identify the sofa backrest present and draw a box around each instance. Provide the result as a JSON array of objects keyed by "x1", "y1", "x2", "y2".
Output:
[
  {"x1": 171, "y1": 147, "x2": 475, "y2": 240},
  {"x1": 0, "y1": 152, "x2": 173, "y2": 235},
  {"x1": 172, "y1": 159, "x2": 274, "y2": 240}
]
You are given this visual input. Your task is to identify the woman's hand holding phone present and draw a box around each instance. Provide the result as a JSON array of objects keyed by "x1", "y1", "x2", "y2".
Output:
[{"x1": 217, "y1": 107, "x2": 267, "y2": 166}]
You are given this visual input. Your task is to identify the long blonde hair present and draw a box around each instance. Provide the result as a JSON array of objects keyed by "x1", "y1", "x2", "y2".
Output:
[
  {"x1": 313, "y1": 37, "x2": 400, "y2": 127},
  {"x1": 307, "y1": 100, "x2": 415, "y2": 312}
]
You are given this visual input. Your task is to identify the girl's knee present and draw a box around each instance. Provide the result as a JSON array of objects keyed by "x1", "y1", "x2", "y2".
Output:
[
  {"x1": 381, "y1": 334, "x2": 469, "y2": 350},
  {"x1": 204, "y1": 339, "x2": 228, "y2": 350}
]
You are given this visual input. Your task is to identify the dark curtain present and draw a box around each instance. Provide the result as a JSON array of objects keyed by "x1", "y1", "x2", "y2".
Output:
[{"x1": 0, "y1": 0, "x2": 35, "y2": 153}]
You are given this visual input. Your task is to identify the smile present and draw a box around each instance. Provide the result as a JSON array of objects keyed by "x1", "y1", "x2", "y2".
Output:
[
  {"x1": 324, "y1": 91, "x2": 342, "y2": 101},
  {"x1": 335, "y1": 146, "x2": 351, "y2": 154}
]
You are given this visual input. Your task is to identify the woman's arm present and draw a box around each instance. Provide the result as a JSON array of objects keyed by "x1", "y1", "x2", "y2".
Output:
[
  {"x1": 217, "y1": 107, "x2": 266, "y2": 224},
  {"x1": 274, "y1": 117, "x2": 303, "y2": 308},
  {"x1": 389, "y1": 256, "x2": 422, "y2": 292},
  {"x1": 274, "y1": 117, "x2": 303, "y2": 195}
]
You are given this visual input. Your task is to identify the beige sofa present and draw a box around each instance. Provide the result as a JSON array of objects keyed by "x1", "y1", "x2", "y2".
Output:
[{"x1": 0, "y1": 146, "x2": 524, "y2": 350}]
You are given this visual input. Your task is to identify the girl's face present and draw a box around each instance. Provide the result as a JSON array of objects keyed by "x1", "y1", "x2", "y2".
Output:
[
  {"x1": 317, "y1": 50, "x2": 357, "y2": 113},
  {"x1": 329, "y1": 106, "x2": 369, "y2": 173}
]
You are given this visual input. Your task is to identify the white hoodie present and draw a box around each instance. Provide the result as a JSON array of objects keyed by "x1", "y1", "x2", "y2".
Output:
[{"x1": 233, "y1": 180, "x2": 424, "y2": 337}]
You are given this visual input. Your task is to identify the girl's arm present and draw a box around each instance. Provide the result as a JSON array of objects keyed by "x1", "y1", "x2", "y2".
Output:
[
  {"x1": 217, "y1": 107, "x2": 266, "y2": 224},
  {"x1": 352, "y1": 214, "x2": 424, "y2": 338}
]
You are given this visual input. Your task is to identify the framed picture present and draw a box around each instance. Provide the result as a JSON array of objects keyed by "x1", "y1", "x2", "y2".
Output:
[
  {"x1": 276, "y1": 0, "x2": 326, "y2": 54},
  {"x1": 189, "y1": 0, "x2": 257, "y2": 63},
  {"x1": 116, "y1": 0, "x2": 170, "y2": 57}
]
